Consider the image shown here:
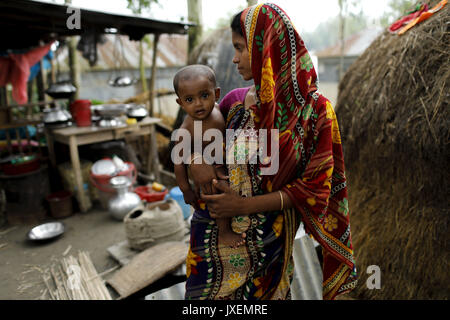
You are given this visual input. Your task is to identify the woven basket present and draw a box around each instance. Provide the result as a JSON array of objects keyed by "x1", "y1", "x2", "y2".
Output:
[{"x1": 124, "y1": 199, "x2": 188, "y2": 251}]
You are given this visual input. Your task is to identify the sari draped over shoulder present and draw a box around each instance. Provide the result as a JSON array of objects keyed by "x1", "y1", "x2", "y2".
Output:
[{"x1": 185, "y1": 3, "x2": 357, "y2": 300}]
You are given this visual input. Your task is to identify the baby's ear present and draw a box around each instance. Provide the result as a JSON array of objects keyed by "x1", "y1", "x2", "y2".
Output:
[
  {"x1": 215, "y1": 87, "x2": 221, "y2": 101},
  {"x1": 176, "y1": 97, "x2": 182, "y2": 106}
]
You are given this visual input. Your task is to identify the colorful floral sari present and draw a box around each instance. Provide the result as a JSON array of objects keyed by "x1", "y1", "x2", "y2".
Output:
[{"x1": 185, "y1": 3, "x2": 357, "y2": 300}]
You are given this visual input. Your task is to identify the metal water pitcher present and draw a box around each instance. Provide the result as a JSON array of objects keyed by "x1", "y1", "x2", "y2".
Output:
[{"x1": 108, "y1": 176, "x2": 142, "y2": 221}]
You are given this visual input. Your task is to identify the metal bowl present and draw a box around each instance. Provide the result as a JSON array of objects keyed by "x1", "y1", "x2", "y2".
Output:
[
  {"x1": 91, "y1": 104, "x2": 128, "y2": 117},
  {"x1": 27, "y1": 222, "x2": 65, "y2": 241},
  {"x1": 126, "y1": 104, "x2": 147, "y2": 121}
]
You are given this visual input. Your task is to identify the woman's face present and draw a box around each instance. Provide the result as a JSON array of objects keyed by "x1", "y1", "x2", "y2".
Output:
[{"x1": 232, "y1": 31, "x2": 252, "y2": 81}]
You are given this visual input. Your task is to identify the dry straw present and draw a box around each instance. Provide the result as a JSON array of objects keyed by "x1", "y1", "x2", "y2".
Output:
[
  {"x1": 43, "y1": 251, "x2": 113, "y2": 300},
  {"x1": 336, "y1": 0, "x2": 449, "y2": 299}
]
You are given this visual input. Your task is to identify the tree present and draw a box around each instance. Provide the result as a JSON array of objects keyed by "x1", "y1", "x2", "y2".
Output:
[
  {"x1": 187, "y1": 0, "x2": 203, "y2": 54},
  {"x1": 379, "y1": 0, "x2": 417, "y2": 26},
  {"x1": 126, "y1": 0, "x2": 159, "y2": 14},
  {"x1": 301, "y1": 9, "x2": 368, "y2": 52}
]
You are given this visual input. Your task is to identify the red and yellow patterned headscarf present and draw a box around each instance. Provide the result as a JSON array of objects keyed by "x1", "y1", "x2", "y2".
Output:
[{"x1": 240, "y1": 3, "x2": 357, "y2": 299}]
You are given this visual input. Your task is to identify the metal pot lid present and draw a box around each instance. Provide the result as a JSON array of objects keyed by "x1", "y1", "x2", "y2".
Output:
[
  {"x1": 109, "y1": 176, "x2": 131, "y2": 188},
  {"x1": 91, "y1": 159, "x2": 117, "y2": 175}
]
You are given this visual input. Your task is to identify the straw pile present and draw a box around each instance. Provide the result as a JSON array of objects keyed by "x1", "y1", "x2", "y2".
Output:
[
  {"x1": 335, "y1": 0, "x2": 449, "y2": 299},
  {"x1": 42, "y1": 251, "x2": 113, "y2": 300}
]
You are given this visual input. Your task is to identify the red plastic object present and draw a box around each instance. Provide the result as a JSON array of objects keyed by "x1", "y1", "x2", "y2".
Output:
[
  {"x1": 90, "y1": 161, "x2": 136, "y2": 193},
  {"x1": 2, "y1": 157, "x2": 40, "y2": 175},
  {"x1": 134, "y1": 186, "x2": 168, "y2": 202},
  {"x1": 70, "y1": 100, "x2": 92, "y2": 127}
]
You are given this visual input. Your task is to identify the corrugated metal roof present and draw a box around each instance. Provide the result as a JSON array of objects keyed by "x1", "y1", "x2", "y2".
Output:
[
  {"x1": 0, "y1": 0, "x2": 192, "y2": 51},
  {"x1": 55, "y1": 34, "x2": 187, "y2": 72},
  {"x1": 316, "y1": 27, "x2": 382, "y2": 58},
  {"x1": 145, "y1": 223, "x2": 323, "y2": 300}
]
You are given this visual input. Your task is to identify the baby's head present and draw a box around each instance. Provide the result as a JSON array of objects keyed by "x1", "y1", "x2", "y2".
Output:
[{"x1": 173, "y1": 64, "x2": 220, "y2": 121}]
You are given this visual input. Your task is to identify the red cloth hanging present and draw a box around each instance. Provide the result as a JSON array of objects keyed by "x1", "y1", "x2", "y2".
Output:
[{"x1": 0, "y1": 42, "x2": 54, "y2": 104}]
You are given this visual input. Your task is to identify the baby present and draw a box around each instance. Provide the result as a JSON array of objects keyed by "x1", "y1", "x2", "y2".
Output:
[{"x1": 172, "y1": 64, "x2": 244, "y2": 248}]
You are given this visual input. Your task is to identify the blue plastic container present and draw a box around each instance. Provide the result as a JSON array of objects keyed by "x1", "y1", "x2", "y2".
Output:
[{"x1": 166, "y1": 187, "x2": 192, "y2": 220}]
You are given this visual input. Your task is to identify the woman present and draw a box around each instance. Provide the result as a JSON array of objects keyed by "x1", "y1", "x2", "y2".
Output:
[{"x1": 186, "y1": 3, "x2": 357, "y2": 300}]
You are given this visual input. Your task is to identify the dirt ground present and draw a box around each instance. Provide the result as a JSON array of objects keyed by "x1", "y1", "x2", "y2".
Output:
[{"x1": 0, "y1": 204, "x2": 127, "y2": 300}]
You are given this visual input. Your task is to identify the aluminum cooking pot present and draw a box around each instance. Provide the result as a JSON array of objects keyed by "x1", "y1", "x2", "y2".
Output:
[
  {"x1": 126, "y1": 104, "x2": 147, "y2": 121},
  {"x1": 42, "y1": 106, "x2": 72, "y2": 124},
  {"x1": 45, "y1": 82, "x2": 77, "y2": 99}
]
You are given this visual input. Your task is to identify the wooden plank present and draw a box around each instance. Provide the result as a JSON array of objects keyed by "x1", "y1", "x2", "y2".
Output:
[
  {"x1": 107, "y1": 240, "x2": 138, "y2": 266},
  {"x1": 0, "y1": 120, "x2": 42, "y2": 130},
  {"x1": 68, "y1": 135, "x2": 89, "y2": 212},
  {"x1": 73, "y1": 131, "x2": 115, "y2": 146}
]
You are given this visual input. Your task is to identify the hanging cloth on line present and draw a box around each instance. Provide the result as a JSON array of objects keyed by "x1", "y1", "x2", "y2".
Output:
[{"x1": 0, "y1": 42, "x2": 54, "y2": 104}]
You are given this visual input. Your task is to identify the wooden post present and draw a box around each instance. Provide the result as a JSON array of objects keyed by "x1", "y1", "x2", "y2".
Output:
[
  {"x1": 139, "y1": 39, "x2": 148, "y2": 93},
  {"x1": 68, "y1": 37, "x2": 80, "y2": 101},
  {"x1": 148, "y1": 33, "x2": 160, "y2": 118}
]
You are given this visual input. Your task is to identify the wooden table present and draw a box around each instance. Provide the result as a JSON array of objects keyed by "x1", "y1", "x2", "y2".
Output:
[{"x1": 46, "y1": 117, "x2": 161, "y2": 212}]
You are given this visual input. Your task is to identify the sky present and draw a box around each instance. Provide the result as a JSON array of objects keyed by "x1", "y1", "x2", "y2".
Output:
[{"x1": 38, "y1": 0, "x2": 392, "y2": 33}]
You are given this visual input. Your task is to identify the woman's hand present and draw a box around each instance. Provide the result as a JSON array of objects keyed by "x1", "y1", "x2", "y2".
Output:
[{"x1": 201, "y1": 179, "x2": 247, "y2": 218}]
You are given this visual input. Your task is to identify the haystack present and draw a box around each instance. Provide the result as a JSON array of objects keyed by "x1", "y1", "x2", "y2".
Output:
[{"x1": 336, "y1": 0, "x2": 449, "y2": 299}]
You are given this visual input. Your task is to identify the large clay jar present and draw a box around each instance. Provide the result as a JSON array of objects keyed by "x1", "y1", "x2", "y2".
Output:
[{"x1": 108, "y1": 176, "x2": 142, "y2": 221}]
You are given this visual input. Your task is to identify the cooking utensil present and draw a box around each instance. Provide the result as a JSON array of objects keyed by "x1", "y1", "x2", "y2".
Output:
[
  {"x1": 45, "y1": 82, "x2": 77, "y2": 99},
  {"x1": 27, "y1": 222, "x2": 65, "y2": 241},
  {"x1": 108, "y1": 176, "x2": 142, "y2": 221},
  {"x1": 42, "y1": 105, "x2": 72, "y2": 124},
  {"x1": 126, "y1": 104, "x2": 147, "y2": 121},
  {"x1": 108, "y1": 76, "x2": 138, "y2": 87},
  {"x1": 91, "y1": 104, "x2": 128, "y2": 118},
  {"x1": 91, "y1": 159, "x2": 118, "y2": 176}
]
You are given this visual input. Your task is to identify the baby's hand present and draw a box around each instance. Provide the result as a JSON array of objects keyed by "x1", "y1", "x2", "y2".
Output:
[
  {"x1": 214, "y1": 164, "x2": 229, "y2": 181},
  {"x1": 183, "y1": 188, "x2": 200, "y2": 210}
]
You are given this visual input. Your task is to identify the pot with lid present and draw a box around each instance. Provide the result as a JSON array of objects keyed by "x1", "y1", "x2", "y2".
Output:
[
  {"x1": 42, "y1": 105, "x2": 72, "y2": 127},
  {"x1": 126, "y1": 104, "x2": 147, "y2": 122}
]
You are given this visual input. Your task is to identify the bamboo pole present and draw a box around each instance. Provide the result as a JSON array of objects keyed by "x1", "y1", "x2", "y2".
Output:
[{"x1": 148, "y1": 33, "x2": 160, "y2": 118}]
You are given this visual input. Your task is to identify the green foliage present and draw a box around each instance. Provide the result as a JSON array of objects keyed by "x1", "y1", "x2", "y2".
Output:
[
  {"x1": 301, "y1": 11, "x2": 368, "y2": 52},
  {"x1": 126, "y1": 0, "x2": 159, "y2": 14},
  {"x1": 379, "y1": 0, "x2": 418, "y2": 26}
]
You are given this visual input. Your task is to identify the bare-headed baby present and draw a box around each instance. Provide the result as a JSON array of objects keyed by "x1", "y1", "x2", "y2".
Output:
[{"x1": 172, "y1": 64, "x2": 245, "y2": 248}]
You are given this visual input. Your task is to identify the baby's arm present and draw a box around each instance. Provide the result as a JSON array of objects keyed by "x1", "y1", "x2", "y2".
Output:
[
  {"x1": 174, "y1": 163, "x2": 200, "y2": 209},
  {"x1": 195, "y1": 106, "x2": 226, "y2": 195},
  {"x1": 173, "y1": 118, "x2": 200, "y2": 209}
]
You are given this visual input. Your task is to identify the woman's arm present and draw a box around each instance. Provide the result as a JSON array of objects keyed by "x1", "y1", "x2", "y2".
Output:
[{"x1": 201, "y1": 179, "x2": 293, "y2": 218}]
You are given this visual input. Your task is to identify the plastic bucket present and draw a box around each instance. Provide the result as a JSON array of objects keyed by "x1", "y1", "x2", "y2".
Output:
[
  {"x1": 46, "y1": 191, "x2": 73, "y2": 219},
  {"x1": 166, "y1": 187, "x2": 192, "y2": 220}
]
